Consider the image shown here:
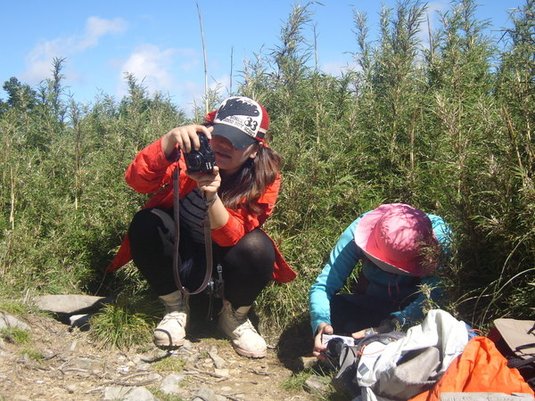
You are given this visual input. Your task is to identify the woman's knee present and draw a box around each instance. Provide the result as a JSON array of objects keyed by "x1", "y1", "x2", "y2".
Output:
[
  {"x1": 128, "y1": 208, "x2": 175, "y2": 262},
  {"x1": 222, "y1": 230, "x2": 274, "y2": 281},
  {"x1": 233, "y1": 229, "x2": 275, "y2": 263},
  {"x1": 129, "y1": 208, "x2": 173, "y2": 241}
]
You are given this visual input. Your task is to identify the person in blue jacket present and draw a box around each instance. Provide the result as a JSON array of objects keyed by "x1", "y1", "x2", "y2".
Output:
[{"x1": 309, "y1": 203, "x2": 452, "y2": 359}]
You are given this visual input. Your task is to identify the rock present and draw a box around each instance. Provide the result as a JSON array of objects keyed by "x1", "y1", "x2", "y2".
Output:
[
  {"x1": 181, "y1": 339, "x2": 194, "y2": 351},
  {"x1": 123, "y1": 386, "x2": 156, "y2": 401},
  {"x1": 64, "y1": 384, "x2": 76, "y2": 394},
  {"x1": 34, "y1": 294, "x2": 113, "y2": 314},
  {"x1": 208, "y1": 347, "x2": 226, "y2": 369},
  {"x1": 214, "y1": 368, "x2": 229, "y2": 378},
  {"x1": 160, "y1": 373, "x2": 185, "y2": 394},
  {"x1": 139, "y1": 348, "x2": 170, "y2": 363},
  {"x1": 0, "y1": 312, "x2": 30, "y2": 331},
  {"x1": 193, "y1": 386, "x2": 219, "y2": 401},
  {"x1": 304, "y1": 375, "x2": 331, "y2": 394},
  {"x1": 103, "y1": 386, "x2": 131, "y2": 400},
  {"x1": 69, "y1": 340, "x2": 78, "y2": 352},
  {"x1": 103, "y1": 386, "x2": 155, "y2": 401}
]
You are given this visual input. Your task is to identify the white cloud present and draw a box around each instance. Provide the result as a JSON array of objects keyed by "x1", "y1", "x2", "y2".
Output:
[
  {"x1": 118, "y1": 44, "x2": 178, "y2": 96},
  {"x1": 23, "y1": 39, "x2": 63, "y2": 83},
  {"x1": 77, "y1": 17, "x2": 127, "y2": 50},
  {"x1": 22, "y1": 16, "x2": 127, "y2": 84},
  {"x1": 118, "y1": 45, "x2": 207, "y2": 114}
]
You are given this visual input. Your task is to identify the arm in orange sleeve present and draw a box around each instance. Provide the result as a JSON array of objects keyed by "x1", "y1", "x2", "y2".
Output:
[
  {"x1": 125, "y1": 138, "x2": 179, "y2": 194},
  {"x1": 211, "y1": 173, "x2": 281, "y2": 247}
]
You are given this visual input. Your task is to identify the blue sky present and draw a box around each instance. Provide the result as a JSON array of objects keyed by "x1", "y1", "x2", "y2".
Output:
[{"x1": 0, "y1": 1, "x2": 524, "y2": 114}]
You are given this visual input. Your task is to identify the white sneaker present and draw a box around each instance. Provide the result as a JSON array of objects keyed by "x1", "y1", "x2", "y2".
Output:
[
  {"x1": 218, "y1": 301, "x2": 267, "y2": 358},
  {"x1": 153, "y1": 311, "x2": 187, "y2": 348},
  {"x1": 153, "y1": 291, "x2": 188, "y2": 348}
]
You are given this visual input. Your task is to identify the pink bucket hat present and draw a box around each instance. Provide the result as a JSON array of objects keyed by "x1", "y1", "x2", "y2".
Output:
[{"x1": 354, "y1": 203, "x2": 440, "y2": 277}]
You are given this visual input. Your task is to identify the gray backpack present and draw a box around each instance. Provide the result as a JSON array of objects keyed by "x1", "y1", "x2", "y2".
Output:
[{"x1": 328, "y1": 332, "x2": 406, "y2": 398}]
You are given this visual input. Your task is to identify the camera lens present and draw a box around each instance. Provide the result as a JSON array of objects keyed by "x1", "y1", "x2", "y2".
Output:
[
  {"x1": 326, "y1": 337, "x2": 345, "y2": 361},
  {"x1": 187, "y1": 153, "x2": 203, "y2": 170}
]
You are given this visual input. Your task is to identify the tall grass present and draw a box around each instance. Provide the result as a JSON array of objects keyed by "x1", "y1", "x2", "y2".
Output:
[{"x1": 0, "y1": 0, "x2": 532, "y2": 347}]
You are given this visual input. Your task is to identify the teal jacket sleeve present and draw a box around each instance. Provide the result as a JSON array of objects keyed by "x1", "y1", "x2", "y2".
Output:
[{"x1": 309, "y1": 217, "x2": 364, "y2": 334}]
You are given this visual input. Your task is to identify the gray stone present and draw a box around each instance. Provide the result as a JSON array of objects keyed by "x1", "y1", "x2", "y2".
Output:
[
  {"x1": 140, "y1": 372, "x2": 162, "y2": 384},
  {"x1": 103, "y1": 386, "x2": 155, "y2": 401},
  {"x1": 69, "y1": 340, "x2": 78, "y2": 352},
  {"x1": 181, "y1": 339, "x2": 194, "y2": 351},
  {"x1": 123, "y1": 387, "x2": 155, "y2": 401},
  {"x1": 304, "y1": 375, "x2": 330, "y2": 394},
  {"x1": 136, "y1": 362, "x2": 151, "y2": 371},
  {"x1": 139, "y1": 348, "x2": 169, "y2": 363},
  {"x1": 208, "y1": 347, "x2": 226, "y2": 369},
  {"x1": 160, "y1": 373, "x2": 185, "y2": 394},
  {"x1": 34, "y1": 294, "x2": 113, "y2": 314},
  {"x1": 60, "y1": 356, "x2": 104, "y2": 378},
  {"x1": 65, "y1": 384, "x2": 77, "y2": 394},
  {"x1": 0, "y1": 312, "x2": 30, "y2": 331},
  {"x1": 194, "y1": 386, "x2": 219, "y2": 401},
  {"x1": 103, "y1": 386, "x2": 131, "y2": 400}
]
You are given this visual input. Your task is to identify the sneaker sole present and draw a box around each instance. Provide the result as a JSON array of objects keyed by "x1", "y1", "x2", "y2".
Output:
[
  {"x1": 154, "y1": 343, "x2": 184, "y2": 350},
  {"x1": 232, "y1": 344, "x2": 267, "y2": 359},
  {"x1": 153, "y1": 330, "x2": 185, "y2": 349}
]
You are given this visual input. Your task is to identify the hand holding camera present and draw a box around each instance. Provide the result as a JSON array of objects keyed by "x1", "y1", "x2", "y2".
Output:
[
  {"x1": 160, "y1": 124, "x2": 213, "y2": 161},
  {"x1": 322, "y1": 334, "x2": 359, "y2": 346},
  {"x1": 313, "y1": 322, "x2": 334, "y2": 359},
  {"x1": 160, "y1": 125, "x2": 219, "y2": 203},
  {"x1": 185, "y1": 132, "x2": 216, "y2": 174}
]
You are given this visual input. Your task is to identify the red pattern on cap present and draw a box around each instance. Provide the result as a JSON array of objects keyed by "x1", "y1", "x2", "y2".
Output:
[{"x1": 204, "y1": 110, "x2": 217, "y2": 124}]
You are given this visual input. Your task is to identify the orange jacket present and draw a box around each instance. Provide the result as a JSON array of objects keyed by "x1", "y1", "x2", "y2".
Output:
[
  {"x1": 410, "y1": 336, "x2": 534, "y2": 401},
  {"x1": 107, "y1": 137, "x2": 297, "y2": 283}
]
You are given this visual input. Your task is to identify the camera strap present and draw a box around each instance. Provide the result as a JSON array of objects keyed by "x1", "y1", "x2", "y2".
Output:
[{"x1": 172, "y1": 167, "x2": 214, "y2": 295}]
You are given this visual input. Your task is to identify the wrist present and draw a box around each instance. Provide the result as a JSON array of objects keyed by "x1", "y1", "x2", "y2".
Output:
[
  {"x1": 205, "y1": 193, "x2": 218, "y2": 207},
  {"x1": 316, "y1": 322, "x2": 328, "y2": 336},
  {"x1": 161, "y1": 134, "x2": 179, "y2": 160}
]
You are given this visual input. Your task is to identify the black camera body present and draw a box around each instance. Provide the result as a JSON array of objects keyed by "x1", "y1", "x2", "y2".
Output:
[{"x1": 185, "y1": 133, "x2": 216, "y2": 173}]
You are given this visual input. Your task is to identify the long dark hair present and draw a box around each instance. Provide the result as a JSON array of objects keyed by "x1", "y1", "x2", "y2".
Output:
[{"x1": 219, "y1": 145, "x2": 282, "y2": 214}]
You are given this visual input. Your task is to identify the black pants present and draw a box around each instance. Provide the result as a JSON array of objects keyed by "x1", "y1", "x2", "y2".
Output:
[
  {"x1": 128, "y1": 208, "x2": 274, "y2": 308},
  {"x1": 330, "y1": 293, "x2": 401, "y2": 335}
]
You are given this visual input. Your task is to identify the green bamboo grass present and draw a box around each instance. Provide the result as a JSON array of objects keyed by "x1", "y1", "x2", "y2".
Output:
[{"x1": 0, "y1": 0, "x2": 532, "y2": 350}]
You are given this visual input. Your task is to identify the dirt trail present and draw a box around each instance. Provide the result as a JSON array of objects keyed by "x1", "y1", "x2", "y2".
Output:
[{"x1": 0, "y1": 313, "x2": 326, "y2": 401}]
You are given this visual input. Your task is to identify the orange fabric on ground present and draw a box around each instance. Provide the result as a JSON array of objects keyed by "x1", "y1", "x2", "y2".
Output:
[{"x1": 410, "y1": 336, "x2": 534, "y2": 401}]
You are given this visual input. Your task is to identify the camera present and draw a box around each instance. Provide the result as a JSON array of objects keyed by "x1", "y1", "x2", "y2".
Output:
[
  {"x1": 322, "y1": 334, "x2": 359, "y2": 347},
  {"x1": 185, "y1": 133, "x2": 216, "y2": 173},
  {"x1": 323, "y1": 335, "x2": 362, "y2": 368}
]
